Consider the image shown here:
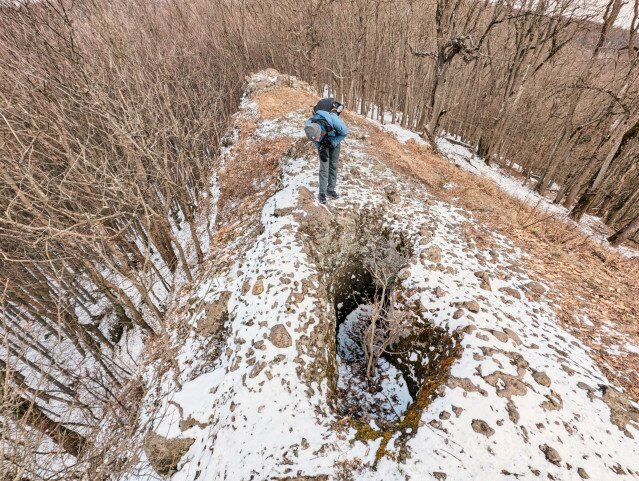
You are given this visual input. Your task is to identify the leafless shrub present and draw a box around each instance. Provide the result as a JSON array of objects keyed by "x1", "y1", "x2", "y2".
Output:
[
  {"x1": 0, "y1": 0, "x2": 247, "y2": 476},
  {"x1": 360, "y1": 260, "x2": 413, "y2": 381}
]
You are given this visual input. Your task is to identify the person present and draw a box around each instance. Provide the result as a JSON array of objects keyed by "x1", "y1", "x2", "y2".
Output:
[{"x1": 304, "y1": 99, "x2": 348, "y2": 204}]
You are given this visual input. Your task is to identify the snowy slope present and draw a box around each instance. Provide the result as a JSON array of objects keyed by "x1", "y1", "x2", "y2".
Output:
[
  {"x1": 435, "y1": 136, "x2": 639, "y2": 260},
  {"x1": 126, "y1": 71, "x2": 639, "y2": 481}
]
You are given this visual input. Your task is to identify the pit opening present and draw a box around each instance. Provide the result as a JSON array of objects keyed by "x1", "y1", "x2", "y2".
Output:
[
  {"x1": 331, "y1": 233, "x2": 413, "y2": 427},
  {"x1": 327, "y1": 228, "x2": 462, "y2": 451}
]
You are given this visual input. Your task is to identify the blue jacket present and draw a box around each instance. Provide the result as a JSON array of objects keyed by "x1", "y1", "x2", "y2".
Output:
[{"x1": 306, "y1": 110, "x2": 348, "y2": 149}]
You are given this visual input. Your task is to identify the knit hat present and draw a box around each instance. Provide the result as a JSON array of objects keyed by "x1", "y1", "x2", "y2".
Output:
[{"x1": 304, "y1": 123, "x2": 322, "y2": 141}]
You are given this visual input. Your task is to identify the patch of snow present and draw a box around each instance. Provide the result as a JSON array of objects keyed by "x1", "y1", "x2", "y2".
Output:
[
  {"x1": 381, "y1": 122, "x2": 428, "y2": 145},
  {"x1": 579, "y1": 314, "x2": 596, "y2": 327},
  {"x1": 336, "y1": 304, "x2": 413, "y2": 421}
]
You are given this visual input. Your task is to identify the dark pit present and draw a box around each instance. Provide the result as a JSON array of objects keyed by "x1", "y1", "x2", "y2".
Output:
[{"x1": 326, "y1": 229, "x2": 462, "y2": 459}]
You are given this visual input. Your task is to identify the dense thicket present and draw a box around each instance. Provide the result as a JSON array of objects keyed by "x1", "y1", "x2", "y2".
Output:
[
  {"x1": 0, "y1": 1, "x2": 248, "y2": 478},
  {"x1": 0, "y1": 0, "x2": 637, "y2": 479}
]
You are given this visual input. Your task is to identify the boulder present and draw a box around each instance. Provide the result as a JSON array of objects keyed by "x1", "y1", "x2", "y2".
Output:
[
  {"x1": 144, "y1": 432, "x2": 194, "y2": 477},
  {"x1": 474, "y1": 271, "x2": 492, "y2": 291},
  {"x1": 268, "y1": 324, "x2": 293, "y2": 348},
  {"x1": 452, "y1": 309, "x2": 465, "y2": 319},
  {"x1": 539, "y1": 444, "x2": 561, "y2": 466},
  {"x1": 196, "y1": 291, "x2": 231, "y2": 337},
  {"x1": 471, "y1": 419, "x2": 495, "y2": 437},
  {"x1": 463, "y1": 300, "x2": 480, "y2": 313}
]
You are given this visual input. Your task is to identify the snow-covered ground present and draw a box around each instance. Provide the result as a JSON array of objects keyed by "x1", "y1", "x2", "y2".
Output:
[{"x1": 126, "y1": 71, "x2": 639, "y2": 481}]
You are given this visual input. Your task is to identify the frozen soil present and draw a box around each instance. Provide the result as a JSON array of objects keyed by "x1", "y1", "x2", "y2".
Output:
[{"x1": 126, "y1": 70, "x2": 639, "y2": 481}]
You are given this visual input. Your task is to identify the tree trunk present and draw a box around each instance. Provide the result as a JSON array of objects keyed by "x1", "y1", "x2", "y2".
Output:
[
  {"x1": 605, "y1": 189, "x2": 639, "y2": 226},
  {"x1": 536, "y1": 129, "x2": 570, "y2": 196},
  {"x1": 570, "y1": 111, "x2": 639, "y2": 221},
  {"x1": 608, "y1": 214, "x2": 639, "y2": 247},
  {"x1": 1, "y1": 364, "x2": 88, "y2": 457}
]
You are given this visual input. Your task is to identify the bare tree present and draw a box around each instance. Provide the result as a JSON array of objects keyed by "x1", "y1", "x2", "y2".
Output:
[
  {"x1": 1, "y1": 360, "x2": 88, "y2": 458},
  {"x1": 609, "y1": 212, "x2": 639, "y2": 246}
]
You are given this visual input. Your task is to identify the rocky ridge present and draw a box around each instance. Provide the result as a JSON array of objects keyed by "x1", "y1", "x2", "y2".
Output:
[{"x1": 131, "y1": 71, "x2": 639, "y2": 481}]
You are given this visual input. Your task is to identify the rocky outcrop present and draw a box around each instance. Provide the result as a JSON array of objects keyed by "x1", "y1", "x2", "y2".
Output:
[{"x1": 196, "y1": 291, "x2": 231, "y2": 337}]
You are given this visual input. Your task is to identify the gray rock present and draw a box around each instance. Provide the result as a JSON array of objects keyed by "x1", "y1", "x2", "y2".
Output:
[
  {"x1": 268, "y1": 324, "x2": 292, "y2": 348},
  {"x1": 252, "y1": 277, "x2": 265, "y2": 295},
  {"x1": 532, "y1": 370, "x2": 551, "y2": 387},
  {"x1": 577, "y1": 467, "x2": 589, "y2": 479},
  {"x1": 474, "y1": 271, "x2": 492, "y2": 291},
  {"x1": 463, "y1": 300, "x2": 480, "y2": 313},
  {"x1": 452, "y1": 309, "x2": 465, "y2": 319},
  {"x1": 471, "y1": 419, "x2": 495, "y2": 437},
  {"x1": 249, "y1": 360, "x2": 267, "y2": 378},
  {"x1": 196, "y1": 291, "x2": 231, "y2": 337},
  {"x1": 540, "y1": 444, "x2": 561, "y2": 465}
]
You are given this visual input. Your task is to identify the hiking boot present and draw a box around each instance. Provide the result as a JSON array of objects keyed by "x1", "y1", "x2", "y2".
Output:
[
  {"x1": 318, "y1": 193, "x2": 327, "y2": 204},
  {"x1": 327, "y1": 190, "x2": 339, "y2": 200}
]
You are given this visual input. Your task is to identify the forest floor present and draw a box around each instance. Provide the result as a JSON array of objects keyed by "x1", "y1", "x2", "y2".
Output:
[{"x1": 128, "y1": 70, "x2": 639, "y2": 481}]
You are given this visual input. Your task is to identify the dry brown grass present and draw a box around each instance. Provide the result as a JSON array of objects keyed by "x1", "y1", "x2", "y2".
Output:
[
  {"x1": 254, "y1": 87, "x2": 318, "y2": 120},
  {"x1": 216, "y1": 113, "x2": 291, "y2": 228},
  {"x1": 366, "y1": 130, "x2": 444, "y2": 189},
  {"x1": 206, "y1": 86, "x2": 318, "y2": 280}
]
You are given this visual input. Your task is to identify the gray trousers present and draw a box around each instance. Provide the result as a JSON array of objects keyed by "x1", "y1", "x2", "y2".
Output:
[{"x1": 318, "y1": 144, "x2": 340, "y2": 195}]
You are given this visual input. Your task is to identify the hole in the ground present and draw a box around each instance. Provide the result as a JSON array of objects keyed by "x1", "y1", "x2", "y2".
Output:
[
  {"x1": 329, "y1": 230, "x2": 461, "y2": 446},
  {"x1": 331, "y1": 235, "x2": 413, "y2": 427}
]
